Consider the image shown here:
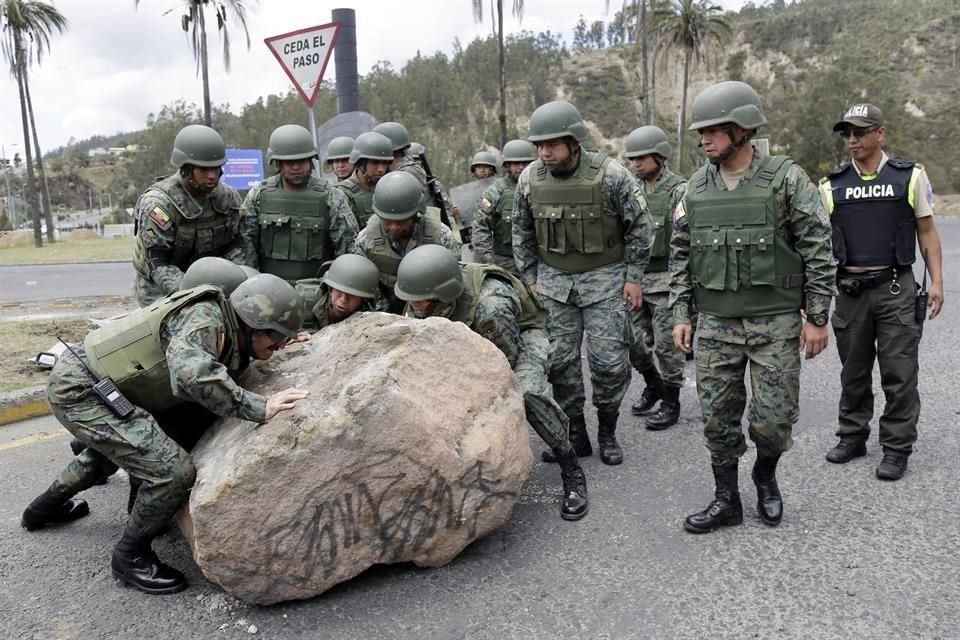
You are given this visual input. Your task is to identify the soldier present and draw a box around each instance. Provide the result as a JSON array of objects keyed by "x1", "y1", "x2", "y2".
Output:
[
  {"x1": 132, "y1": 124, "x2": 248, "y2": 307},
  {"x1": 21, "y1": 274, "x2": 308, "y2": 594},
  {"x1": 821, "y1": 103, "x2": 944, "y2": 481},
  {"x1": 336, "y1": 131, "x2": 395, "y2": 230},
  {"x1": 670, "y1": 81, "x2": 836, "y2": 533},
  {"x1": 354, "y1": 171, "x2": 461, "y2": 314},
  {"x1": 472, "y1": 139, "x2": 537, "y2": 274},
  {"x1": 294, "y1": 254, "x2": 382, "y2": 331},
  {"x1": 324, "y1": 136, "x2": 355, "y2": 182},
  {"x1": 410, "y1": 141, "x2": 460, "y2": 224},
  {"x1": 623, "y1": 126, "x2": 689, "y2": 430},
  {"x1": 470, "y1": 151, "x2": 498, "y2": 179},
  {"x1": 514, "y1": 100, "x2": 651, "y2": 466},
  {"x1": 239, "y1": 124, "x2": 359, "y2": 284},
  {"x1": 394, "y1": 245, "x2": 588, "y2": 520}
]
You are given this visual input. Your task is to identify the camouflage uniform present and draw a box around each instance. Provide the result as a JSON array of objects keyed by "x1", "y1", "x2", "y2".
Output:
[
  {"x1": 670, "y1": 150, "x2": 837, "y2": 464},
  {"x1": 294, "y1": 280, "x2": 382, "y2": 331},
  {"x1": 336, "y1": 176, "x2": 377, "y2": 229},
  {"x1": 43, "y1": 298, "x2": 265, "y2": 536},
  {"x1": 473, "y1": 175, "x2": 520, "y2": 274},
  {"x1": 396, "y1": 157, "x2": 460, "y2": 240},
  {"x1": 132, "y1": 174, "x2": 247, "y2": 307},
  {"x1": 513, "y1": 153, "x2": 652, "y2": 420},
  {"x1": 237, "y1": 174, "x2": 359, "y2": 281}
]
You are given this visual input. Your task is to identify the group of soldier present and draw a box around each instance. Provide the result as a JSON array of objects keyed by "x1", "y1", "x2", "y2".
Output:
[{"x1": 19, "y1": 78, "x2": 943, "y2": 596}]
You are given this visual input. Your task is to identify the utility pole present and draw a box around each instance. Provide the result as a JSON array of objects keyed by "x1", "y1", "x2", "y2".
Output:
[{"x1": 1, "y1": 143, "x2": 17, "y2": 227}]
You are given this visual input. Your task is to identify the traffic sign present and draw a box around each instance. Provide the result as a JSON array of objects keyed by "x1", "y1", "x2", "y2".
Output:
[
  {"x1": 264, "y1": 22, "x2": 340, "y2": 107},
  {"x1": 223, "y1": 149, "x2": 265, "y2": 191}
]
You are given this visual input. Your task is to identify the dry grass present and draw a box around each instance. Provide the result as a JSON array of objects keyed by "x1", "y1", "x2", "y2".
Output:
[
  {"x1": 0, "y1": 237, "x2": 134, "y2": 265},
  {"x1": 0, "y1": 318, "x2": 91, "y2": 393}
]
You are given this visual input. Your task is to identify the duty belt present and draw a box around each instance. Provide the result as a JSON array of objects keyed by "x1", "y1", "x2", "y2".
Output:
[{"x1": 837, "y1": 266, "x2": 910, "y2": 290}]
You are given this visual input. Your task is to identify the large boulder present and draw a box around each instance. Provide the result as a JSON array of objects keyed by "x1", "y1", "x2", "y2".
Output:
[{"x1": 178, "y1": 312, "x2": 533, "y2": 605}]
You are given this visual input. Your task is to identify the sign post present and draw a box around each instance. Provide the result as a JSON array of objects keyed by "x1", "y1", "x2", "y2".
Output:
[{"x1": 265, "y1": 22, "x2": 341, "y2": 174}]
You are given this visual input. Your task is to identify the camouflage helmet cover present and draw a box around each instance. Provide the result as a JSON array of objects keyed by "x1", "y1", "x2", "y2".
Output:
[
  {"x1": 179, "y1": 256, "x2": 248, "y2": 297},
  {"x1": 688, "y1": 81, "x2": 768, "y2": 131},
  {"x1": 527, "y1": 100, "x2": 589, "y2": 142},
  {"x1": 501, "y1": 139, "x2": 537, "y2": 164},
  {"x1": 229, "y1": 273, "x2": 304, "y2": 338},
  {"x1": 170, "y1": 124, "x2": 227, "y2": 168},
  {"x1": 349, "y1": 131, "x2": 395, "y2": 164},
  {"x1": 267, "y1": 124, "x2": 318, "y2": 163},
  {"x1": 372, "y1": 121, "x2": 411, "y2": 152},
  {"x1": 394, "y1": 244, "x2": 464, "y2": 303},
  {"x1": 372, "y1": 171, "x2": 424, "y2": 220},
  {"x1": 625, "y1": 126, "x2": 672, "y2": 160},
  {"x1": 320, "y1": 254, "x2": 380, "y2": 299},
  {"x1": 325, "y1": 136, "x2": 355, "y2": 164}
]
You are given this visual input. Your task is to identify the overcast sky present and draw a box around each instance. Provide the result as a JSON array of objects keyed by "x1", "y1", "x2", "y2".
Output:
[{"x1": 0, "y1": 0, "x2": 747, "y2": 155}]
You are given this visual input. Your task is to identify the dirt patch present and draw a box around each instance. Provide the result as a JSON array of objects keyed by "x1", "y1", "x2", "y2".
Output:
[
  {"x1": 0, "y1": 317, "x2": 94, "y2": 393},
  {"x1": 65, "y1": 228, "x2": 100, "y2": 241},
  {"x1": 0, "y1": 230, "x2": 35, "y2": 248}
]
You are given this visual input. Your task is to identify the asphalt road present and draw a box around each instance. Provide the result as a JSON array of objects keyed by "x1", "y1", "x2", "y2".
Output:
[
  {"x1": 2, "y1": 219, "x2": 959, "y2": 639},
  {"x1": 0, "y1": 262, "x2": 134, "y2": 302}
]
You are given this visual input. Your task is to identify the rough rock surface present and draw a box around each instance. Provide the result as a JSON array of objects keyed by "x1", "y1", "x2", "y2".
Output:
[{"x1": 178, "y1": 312, "x2": 533, "y2": 605}]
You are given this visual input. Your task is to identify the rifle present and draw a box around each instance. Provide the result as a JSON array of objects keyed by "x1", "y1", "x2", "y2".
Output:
[{"x1": 417, "y1": 151, "x2": 452, "y2": 230}]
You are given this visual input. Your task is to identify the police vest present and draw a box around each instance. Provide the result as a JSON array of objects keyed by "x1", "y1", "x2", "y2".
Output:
[
  {"x1": 646, "y1": 171, "x2": 687, "y2": 273},
  {"x1": 450, "y1": 263, "x2": 546, "y2": 333},
  {"x1": 491, "y1": 177, "x2": 516, "y2": 257},
  {"x1": 83, "y1": 286, "x2": 242, "y2": 413},
  {"x1": 365, "y1": 215, "x2": 444, "y2": 288},
  {"x1": 133, "y1": 174, "x2": 241, "y2": 278},
  {"x1": 686, "y1": 155, "x2": 805, "y2": 317},
  {"x1": 828, "y1": 158, "x2": 916, "y2": 268},
  {"x1": 527, "y1": 152, "x2": 624, "y2": 273},
  {"x1": 257, "y1": 177, "x2": 334, "y2": 283},
  {"x1": 338, "y1": 178, "x2": 375, "y2": 229}
]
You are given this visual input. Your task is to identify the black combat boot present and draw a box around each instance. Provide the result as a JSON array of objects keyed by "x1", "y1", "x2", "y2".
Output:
[
  {"x1": 645, "y1": 384, "x2": 681, "y2": 431},
  {"x1": 21, "y1": 486, "x2": 90, "y2": 531},
  {"x1": 541, "y1": 415, "x2": 592, "y2": 462},
  {"x1": 597, "y1": 411, "x2": 623, "y2": 465},
  {"x1": 555, "y1": 449, "x2": 589, "y2": 521},
  {"x1": 631, "y1": 368, "x2": 664, "y2": 416},
  {"x1": 751, "y1": 454, "x2": 783, "y2": 526},
  {"x1": 111, "y1": 525, "x2": 188, "y2": 595},
  {"x1": 684, "y1": 463, "x2": 743, "y2": 533}
]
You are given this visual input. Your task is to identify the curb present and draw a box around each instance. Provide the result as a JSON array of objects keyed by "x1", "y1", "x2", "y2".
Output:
[{"x1": 0, "y1": 386, "x2": 50, "y2": 426}]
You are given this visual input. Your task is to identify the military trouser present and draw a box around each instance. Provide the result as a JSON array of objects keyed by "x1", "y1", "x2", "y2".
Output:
[
  {"x1": 543, "y1": 290, "x2": 632, "y2": 418},
  {"x1": 695, "y1": 336, "x2": 800, "y2": 465},
  {"x1": 629, "y1": 292, "x2": 685, "y2": 386},
  {"x1": 832, "y1": 269, "x2": 922, "y2": 454},
  {"x1": 514, "y1": 327, "x2": 571, "y2": 451}
]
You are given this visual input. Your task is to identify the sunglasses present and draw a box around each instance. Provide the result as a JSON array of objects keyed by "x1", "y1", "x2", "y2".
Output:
[{"x1": 839, "y1": 127, "x2": 879, "y2": 139}]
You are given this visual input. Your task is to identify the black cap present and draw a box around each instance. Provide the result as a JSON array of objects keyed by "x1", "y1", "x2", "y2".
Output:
[{"x1": 832, "y1": 104, "x2": 885, "y2": 132}]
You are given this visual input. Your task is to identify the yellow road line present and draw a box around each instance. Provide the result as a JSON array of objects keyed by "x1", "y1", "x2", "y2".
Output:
[
  {"x1": 0, "y1": 430, "x2": 68, "y2": 452},
  {"x1": 0, "y1": 400, "x2": 51, "y2": 426}
]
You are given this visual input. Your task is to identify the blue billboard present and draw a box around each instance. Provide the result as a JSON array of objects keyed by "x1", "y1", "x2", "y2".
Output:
[{"x1": 223, "y1": 149, "x2": 265, "y2": 191}]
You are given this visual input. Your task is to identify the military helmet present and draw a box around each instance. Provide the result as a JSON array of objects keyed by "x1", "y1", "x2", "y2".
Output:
[
  {"x1": 320, "y1": 254, "x2": 380, "y2": 299},
  {"x1": 470, "y1": 151, "x2": 499, "y2": 174},
  {"x1": 350, "y1": 131, "x2": 394, "y2": 164},
  {"x1": 501, "y1": 139, "x2": 537, "y2": 164},
  {"x1": 267, "y1": 124, "x2": 318, "y2": 164},
  {"x1": 527, "y1": 100, "x2": 589, "y2": 143},
  {"x1": 394, "y1": 245, "x2": 464, "y2": 304},
  {"x1": 170, "y1": 124, "x2": 227, "y2": 168},
  {"x1": 229, "y1": 273, "x2": 304, "y2": 339},
  {"x1": 625, "y1": 126, "x2": 672, "y2": 160},
  {"x1": 688, "y1": 81, "x2": 767, "y2": 131},
  {"x1": 372, "y1": 122, "x2": 411, "y2": 152},
  {"x1": 179, "y1": 257, "x2": 249, "y2": 297},
  {"x1": 238, "y1": 265, "x2": 260, "y2": 279},
  {"x1": 372, "y1": 172, "x2": 424, "y2": 220},
  {"x1": 324, "y1": 136, "x2": 355, "y2": 165},
  {"x1": 408, "y1": 142, "x2": 426, "y2": 157}
]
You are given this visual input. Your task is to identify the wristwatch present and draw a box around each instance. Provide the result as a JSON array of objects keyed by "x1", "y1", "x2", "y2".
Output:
[{"x1": 807, "y1": 312, "x2": 829, "y2": 327}]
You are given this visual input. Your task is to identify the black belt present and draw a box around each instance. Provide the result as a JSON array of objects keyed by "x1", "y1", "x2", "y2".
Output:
[{"x1": 837, "y1": 267, "x2": 910, "y2": 291}]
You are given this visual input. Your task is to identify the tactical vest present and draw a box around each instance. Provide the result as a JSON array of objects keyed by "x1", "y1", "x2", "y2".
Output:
[
  {"x1": 338, "y1": 178, "x2": 375, "y2": 229},
  {"x1": 293, "y1": 278, "x2": 326, "y2": 331},
  {"x1": 492, "y1": 177, "x2": 517, "y2": 257},
  {"x1": 686, "y1": 155, "x2": 805, "y2": 317},
  {"x1": 365, "y1": 215, "x2": 443, "y2": 288},
  {"x1": 257, "y1": 177, "x2": 334, "y2": 282},
  {"x1": 527, "y1": 152, "x2": 624, "y2": 272},
  {"x1": 83, "y1": 286, "x2": 241, "y2": 413},
  {"x1": 646, "y1": 171, "x2": 687, "y2": 273},
  {"x1": 133, "y1": 174, "x2": 240, "y2": 278},
  {"x1": 451, "y1": 263, "x2": 546, "y2": 333},
  {"x1": 828, "y1": 158, "x2": 916, "y2": 268}
]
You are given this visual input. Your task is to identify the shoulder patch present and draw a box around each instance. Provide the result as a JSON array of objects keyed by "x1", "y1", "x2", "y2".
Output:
[
  {"x1": 148, "y1": 206, "x2": 172, "y2": 230},
  {"x1": 480, "y1": 197, "x2": 493, "y2": 210}
]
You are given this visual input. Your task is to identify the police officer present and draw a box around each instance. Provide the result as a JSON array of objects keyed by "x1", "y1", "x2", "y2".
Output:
[
  {"x1": 821, "y1": 103, "x2": 944, "y2": 481},
  {"x1": 21, "y1": 274, "x2": 308, "y2": 594},
  {"x1": 294, "y1": 253, "x2": 382, "y2": 331},
  {"x1": 239, "y1": 124, "x2": 359, "y2": 284},
  {"x1": 353, "y1": 171, "x2": 461, "y2": 314},
  {"x1": 394, "y1": 245, "x2": 588, "y2": 521},
  {"x1": 472, "y1": 139, "x2": 537, "y2": 274},
  {"x1": 325, "y1": 136, "x2": 355, "y2": 182},
  {"x1": 670, "y1": 81, "x2": 836, "y2": 533},
  {"x1": 336, "y1": 131, "x2": 395, "y2": 229},
  {"x1": 470, "y1": 151, "x2": 498, "y2": 179},
  {"x1": 514, "y1": 100, "x2": 652, "y2": 466},
  {"x1": 132, "y1": 124, "x2": 249, "y2": 307},
  {"x1": 624, "y1": 126, "x2": 689, "y2": 430}
]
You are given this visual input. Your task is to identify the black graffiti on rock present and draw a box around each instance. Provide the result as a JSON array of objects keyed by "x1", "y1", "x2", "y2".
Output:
[{"x1": 260, "y1": 450, "x2": 517, "y2": 583}]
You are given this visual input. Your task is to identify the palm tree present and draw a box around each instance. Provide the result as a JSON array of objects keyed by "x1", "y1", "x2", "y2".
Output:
[
  {"x1": 1, "y1": 0, "x2": 67, "y2": 246},
  {"x1": 135, "y1": 0, "x2": 255, "y2": 127},
  {"x1": 472, "y1": 0, "x2": 524, "y2": 149},
  {"x1": 656, "y1": 0, "x2": 732, "y2": 172}
]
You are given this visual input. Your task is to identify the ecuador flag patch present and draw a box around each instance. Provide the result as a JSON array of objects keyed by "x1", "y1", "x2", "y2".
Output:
[{"x1": 148, "y1": 206, "x2": 172, "y2": 230}]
